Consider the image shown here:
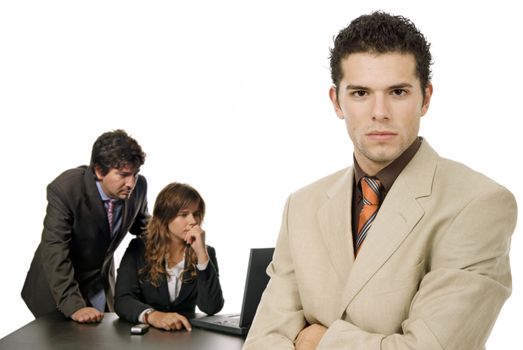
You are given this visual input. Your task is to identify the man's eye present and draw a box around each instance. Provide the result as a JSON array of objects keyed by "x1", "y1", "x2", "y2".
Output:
[
  {"x1": 351, "y1": 90, "x2": 367, "y2": 97},
  {"x1": 392, "y1": 89, "x2": 407, "y2": 96}
]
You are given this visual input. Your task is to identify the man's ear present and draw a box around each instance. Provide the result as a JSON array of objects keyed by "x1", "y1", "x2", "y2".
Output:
[
  {"x1": 93, "y1": 165, "x2": 104, "y2": 181},
  {"x1": 421, "y1": 83, "x2": 433, "y2": 116},
  {"x1": 329, "y1": 86, "x2": 344, "y2": 119}
]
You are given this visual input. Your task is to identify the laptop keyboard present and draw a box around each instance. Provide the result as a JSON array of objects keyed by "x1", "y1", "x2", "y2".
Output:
[{"x1": 216, "y1": 315, "x2": 240, "y2": 327}]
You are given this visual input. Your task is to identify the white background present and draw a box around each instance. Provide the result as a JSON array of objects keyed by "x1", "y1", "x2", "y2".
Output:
[{"x1": 0, "y1": 0, "x2": 521, "y2": 347}]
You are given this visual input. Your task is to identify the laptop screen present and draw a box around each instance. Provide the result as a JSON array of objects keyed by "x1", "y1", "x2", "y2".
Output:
[{"x1": 238, "y1": 247, "x2": 274, "y2": 327}]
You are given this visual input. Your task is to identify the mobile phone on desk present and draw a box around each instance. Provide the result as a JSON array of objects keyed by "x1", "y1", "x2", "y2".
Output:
[{"x1": 130, "y1": 323, "x2": 149, "y2": 335}]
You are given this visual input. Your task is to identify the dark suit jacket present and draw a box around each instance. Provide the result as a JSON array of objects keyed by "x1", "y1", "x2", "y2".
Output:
[
  {"x1": 114, "y1": 238, "x2": 224, "y2": 323},
  {"x1": 21, "y1": 166, "x2": 149, "y2": 317}
]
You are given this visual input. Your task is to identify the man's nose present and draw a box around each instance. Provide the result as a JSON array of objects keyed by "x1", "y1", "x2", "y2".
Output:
[
  {"x1": 372, "y1": 94, "x2": 390, "y2": 120},
  {"x1": 125, "y1": 175, "x2": 136, "y2": 188}
]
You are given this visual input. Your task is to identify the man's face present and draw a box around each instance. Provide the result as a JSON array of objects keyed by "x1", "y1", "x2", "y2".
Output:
[
  {"x1": 329, "y1": 52, "x2": 432, "y2": 175},
  {"x1": 95, "y1": 164, "x2": 139, "y2": 200}
]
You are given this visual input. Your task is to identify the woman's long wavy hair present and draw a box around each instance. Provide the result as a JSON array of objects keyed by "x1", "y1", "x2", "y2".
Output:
[{"x1": 141, "y1": 182, "x2": 205, "y2": 287}]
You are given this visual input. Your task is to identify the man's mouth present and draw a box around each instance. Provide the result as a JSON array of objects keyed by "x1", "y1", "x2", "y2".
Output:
[{"x1": 366, "y1": 131, "x2": 397, "y2": 140}]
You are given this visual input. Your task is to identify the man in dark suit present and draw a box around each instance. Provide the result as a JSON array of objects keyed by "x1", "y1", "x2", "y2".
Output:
[{"x1": 22, "y1": 129, "x2": 150, "y2": 323}]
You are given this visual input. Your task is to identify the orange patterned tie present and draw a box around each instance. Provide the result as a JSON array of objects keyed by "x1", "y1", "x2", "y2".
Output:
[{"x1": 355, "y1": 177, "x2": 382, "y2": 256}]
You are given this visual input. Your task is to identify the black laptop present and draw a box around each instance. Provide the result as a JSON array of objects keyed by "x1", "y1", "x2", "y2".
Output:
[{"x1": 190, "y1": 247, "x2": 274, "y2": 336}]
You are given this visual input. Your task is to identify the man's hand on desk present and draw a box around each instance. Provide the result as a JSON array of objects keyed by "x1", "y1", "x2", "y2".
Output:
[
  {"x1": 71, "y1": 307, "x2": 104, "y2": 323},
  {"x1": 295, "y1": 324, "x2": 327, "y2": 350},
  {"x1": 147, "y1": 311, "x2": 192, "y2": 332}
]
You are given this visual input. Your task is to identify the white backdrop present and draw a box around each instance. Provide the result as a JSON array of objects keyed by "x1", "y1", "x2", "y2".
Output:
[{"x1": 0, "y1": 1, "x2": 521, "y2": 348}]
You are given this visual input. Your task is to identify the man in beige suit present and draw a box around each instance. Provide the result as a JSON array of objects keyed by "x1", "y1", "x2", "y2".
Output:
[{"x1": 244, "y1": 12, "x2": 517, "y2": 350}]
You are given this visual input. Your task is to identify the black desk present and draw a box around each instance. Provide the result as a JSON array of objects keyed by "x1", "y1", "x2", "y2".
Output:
[{"x1": 0, "y1": 313, "x2": 244, "y2": 350}]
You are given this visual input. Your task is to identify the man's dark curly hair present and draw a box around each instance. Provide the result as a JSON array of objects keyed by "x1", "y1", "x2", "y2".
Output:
[
  {"x1": 330, "y1": 11, "x2": 432, "y2": 97},
  {"x1": 90, "y1": 129, "x2": 146, "y2": 176}
]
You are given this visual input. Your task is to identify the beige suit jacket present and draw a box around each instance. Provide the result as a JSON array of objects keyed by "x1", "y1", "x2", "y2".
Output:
[{"x1": 244, "y1": 141, "x2": 517, "y2": 350}]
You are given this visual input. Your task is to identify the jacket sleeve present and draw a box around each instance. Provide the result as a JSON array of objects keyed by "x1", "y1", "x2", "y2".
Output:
[
  {"x1": 114, "y1": 239, "x2": 150, "y2": 322},
  {"x1": 195, "y1": 246, "x2": 225, "y2": 315},
  {"x1": 318, "y1": 187, "x2": 517, "y2": 349},
  {"x1": 40, "y1": 183, "x2": 86, "y2": 317},
  {"x1": 244, "y1": 196, "x2": 305, "y2": 349}
]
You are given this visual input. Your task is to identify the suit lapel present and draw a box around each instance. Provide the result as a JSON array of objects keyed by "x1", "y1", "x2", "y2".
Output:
[
  {"x1": 157, "y1": 273, "x2": 172, "y2": 304},
  {"x1": 107, "y1": 200, "x2": 130, "y2": 253},
  {"x1": 83, "y1": 168, "x2": 110, "y2": 236},
  {"x1": 175, "y1": 280, "x2": 194, "y2": 305},
  {"x1": 317, "y1": 168, "x2": 355, "y2": 283},
  {"x1": 158, "y1": 272, "x2": 194, "y2": 307},
  {"x1": 338, "y1": 141, "x2": 438, "y2": 315}
]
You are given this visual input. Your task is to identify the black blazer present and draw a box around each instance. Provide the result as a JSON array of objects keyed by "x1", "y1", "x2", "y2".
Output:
[
  {"x1": 21, "y1": 166, "x2": 149, "y2": 317},
  {"x1": 114, "y1": 238, "x2": 224, "y2": 323}
]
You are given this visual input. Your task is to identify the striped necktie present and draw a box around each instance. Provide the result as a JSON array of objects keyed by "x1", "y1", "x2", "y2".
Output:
[
  {"x1": 106, "y1": 199, "x2": 115, "y2": 234},
  {"x1": 355, "y1": 176, "x2": 382, "y2": 256}
]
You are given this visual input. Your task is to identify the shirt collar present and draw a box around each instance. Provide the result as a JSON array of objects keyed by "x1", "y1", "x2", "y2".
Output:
[{"x1": 95, "y1": 181, "x2": 112, "y2": 202}]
